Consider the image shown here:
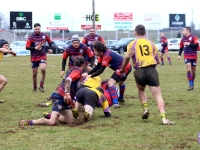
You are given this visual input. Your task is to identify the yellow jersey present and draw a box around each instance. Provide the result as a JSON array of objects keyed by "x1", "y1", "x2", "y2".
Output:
[
  {"x1": 127, "y1": 38, "x2": 159, "y2": 68},
  {"x1": 83, "y1": 76, "x2": 101, "y2": 88},
  {"x1": 0, "y1": 52, "x2": 3, "y2": 61}
]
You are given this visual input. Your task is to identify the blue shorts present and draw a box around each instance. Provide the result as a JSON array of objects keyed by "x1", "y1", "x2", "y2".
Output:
[
  {"x1": 184, "y1": 59, "x2": 197, "y2": 66},
  {"x1": 32, "y1": 59, "x2": 46, "y2": 68},
  {"x1": 51, "y1": 93, "x2": 71, "y2": 113}
]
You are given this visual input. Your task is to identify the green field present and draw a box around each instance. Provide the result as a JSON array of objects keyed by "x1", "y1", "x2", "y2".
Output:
[{"x1": 0, "y1": 53, "x2": 200, "y2": 150}]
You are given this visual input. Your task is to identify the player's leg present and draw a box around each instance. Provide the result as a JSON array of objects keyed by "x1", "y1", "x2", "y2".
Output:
[
  {"x1": 0, "y1": 75, "x2": 7, "y2": 92},
  {"x1": 118, "y1": 63, "x2": 132, "y2": 103},
  {"x1": 160, "y1": 51, "x2": 164, "y2": 65},
  {"x1": 147, "y1": 66, "x2": 175, "y2": 125},
  {"x1": 185, "y1": 60, "x2": 193, "y2": 90},
  {"x1": 58, "y1": 109, "x2": 74, "y2": 124},
  {"x1": 134, "y1": 68, "x2": 149, "y2": 119},
  {"x1": 165, "y1": 51, "x2": 172, "y2": 65},
  {"x1": 0, "y1": 75, "x2": 7, "y2": 103},
  {"x1": 32, "y1": 61, "x2": 39, "y2": 92},
  {"x1": 191, "y1": 59, "x2": 197, "y2": 88},
  {"x1": 39, "y1": 60, "x2": 47, "y2": 92},
  {"x1": 19, "y1": 111, "x2": 60, "y2": 126},
  {"x1": 107, "y1": 77, "x2": 120, "y2": 108}
]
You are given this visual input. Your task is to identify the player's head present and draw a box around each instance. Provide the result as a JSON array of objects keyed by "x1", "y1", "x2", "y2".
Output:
[
  {"x1": 96, "y1": 87, "x2": 104, "y2": 94},
  {"x1": 0, "y1": 39, "x2": 9, "y2": 49},
  {"x1": 74, "y1": 56, "x2": 86, "y2": 68},
  {"x1": 93, "y1": 41, "x2": 107, "y2": 56},
  {"x1": 89, "y1": 27, "x2": 96, "y2": 36},
  {"x1": 34, "y1": 23, "x2": 41, "y2": 35},
  {"x1": 160, "y1": 32, "x2": 164, "y2": 38},
  {"x1": 134, "y1": 24, "x2": 146, "y2": 37},
  {"x1": 71, "y1": 34, "x2": 80, "y2": 48},
  {"x1": 182, "y1": 27, "x2": 191, "y2": 36}
]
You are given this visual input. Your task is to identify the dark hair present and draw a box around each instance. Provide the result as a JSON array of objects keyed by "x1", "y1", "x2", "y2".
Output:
[
  {"x1": 90, "y1": 27, "x2": 95, "y2": 30},
  {"x1": 184, "y1": 27, "x2": 191, "y2": 33},
  {"x1": 96, "y1": 87, "x2": 104, "y2": 94},
  {"x1": 0, "y1": 39, "x2": 9, "y2": 48},
  {"x1": 135, "y1": 24, "x2": 146, "y2": 36},
  {"x1": 34, "y1": 23, "x2": 41, "y2": 28},
  {"x1": 93, "y1": 41, "x2": 107, "y2": 52},
  {"x1": 74, "y1": 56, "x2": 85, "y2": 67}
]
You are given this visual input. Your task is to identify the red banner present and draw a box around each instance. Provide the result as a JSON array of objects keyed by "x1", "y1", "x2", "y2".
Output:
[
  {"x1": 81, "y1": 25, "x2": 101, "y2": 30},
  {"x1": 46, "y1": 27, "x2": 68, "y2": 30},
  {"x1": 114, "y1": 13, "x2": 132, "y2": 21}
]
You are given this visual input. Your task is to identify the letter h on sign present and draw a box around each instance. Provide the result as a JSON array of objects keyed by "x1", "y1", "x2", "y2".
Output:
[{"x1": 85, "y1": 14, "x2": 99, "y2": 21}]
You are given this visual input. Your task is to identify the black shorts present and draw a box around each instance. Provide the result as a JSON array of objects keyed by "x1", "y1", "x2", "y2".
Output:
[
  {"x1": 76, "y1": 87, "x2": 98, "y2": 109},
  {"x1": 32, "y1": 59, "x2": 46, "y2": 68},
  {"x1": 134, "y1": 66, "x2": 159, "y2": 87}
]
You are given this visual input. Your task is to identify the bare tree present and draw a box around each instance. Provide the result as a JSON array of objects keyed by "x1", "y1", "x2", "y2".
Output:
[{"x1": 0, "y1": 12, "x2": 9, "y2": 30}]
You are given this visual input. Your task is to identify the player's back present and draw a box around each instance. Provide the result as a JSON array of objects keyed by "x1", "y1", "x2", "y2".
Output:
[{"x1": 129, "y1": 38, "x2": 158, "y2": 68}]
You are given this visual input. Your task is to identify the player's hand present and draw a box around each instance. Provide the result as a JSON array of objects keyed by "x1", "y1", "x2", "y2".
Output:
[
  {"x1": 64, "y1": 93, "x2": 71, "y2": 104},
  {"x1": 86, "y1": 75, "x2": 92, "y2": 78},
  {"x1": 119, "y1": 68, "x2": 125, "y2": 74},
  {"x1": 60, "y1": 71, "x2": 65, "y2": 78},
  {"x1": 11, "y1": 51, "x2": 16, "y2": 56},
  {"x1": 82, "y1": 73, "x2": 88, "y2": 78},
  {"x1": 183, "y1": 42, "x2": 190, "y2": 46},
  {"x1": 48, "y1": 49, "x2": 53, "y2": 54},
  {"x1": 177, "y1": 55, "x2": 181, "y2": 60}
]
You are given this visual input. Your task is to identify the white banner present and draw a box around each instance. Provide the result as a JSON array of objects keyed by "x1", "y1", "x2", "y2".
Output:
[{"x1": 144, "y1": 13, "x2": 162, "y2": 30}]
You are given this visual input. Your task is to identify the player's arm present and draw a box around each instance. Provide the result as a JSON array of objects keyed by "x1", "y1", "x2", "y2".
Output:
[
  {"x1": 120, "y1": 43, "x2": 133, "y2": 72},
  {"x1": 82, "y1": 38, "x2": 87, "y2": 44},
  {"x1": 61, "y1": 51, "x2": 69, "y2": 71},
  {"x1": 60, "y1": 51, "x2": 69, "y2": 77},
  {"x1": 189, "y1": 36, "x2": 199, "y2": 49},
  {"x1": 99, "y1": 36, "x2": 106, "y2": 44},
  {"x1": 178, "y1": 41, "x2": 184, "y2": 56},
  {"x1": 154, "y1": 44, "x2": 160, "y2": 64},
  {"x1": 86, "y1": 47, "x2": 95, "y2": 67},
  {"x1": 64, "y1": 70, "x2": 81, "y2": 101},
  {"x1": 45, "y1": 34, "x2": 53, "y2": 50},
  {"x1": 26, "y1": 39, "x2": 36, "y2": 50},
  {"x1": 0, "y1": 48, "x2": 16, "y2": 56},
  {"x1": 88, "y1": 56, "x2": 110, "y2": 77}
]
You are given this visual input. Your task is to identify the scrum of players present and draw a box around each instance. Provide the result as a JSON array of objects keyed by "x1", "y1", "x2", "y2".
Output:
[{"x1": 1, "y1": 23, "x2": 199, "y2": 126}]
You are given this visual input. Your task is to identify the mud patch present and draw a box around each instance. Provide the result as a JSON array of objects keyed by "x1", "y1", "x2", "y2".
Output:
[
  {"x1": 174, "y1": 143, "x2": 191, "y2": 149},
  {"x1": 4, "y1": 130, "x2": 16, "y2": 134}
]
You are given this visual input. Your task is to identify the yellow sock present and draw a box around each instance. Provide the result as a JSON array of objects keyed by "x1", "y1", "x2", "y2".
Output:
[
  {"x1": 160, "y1": 113, "x2": 166, "y2": 119},
  {"x1": 142, "y1": 102, "x2": 148, "y2": 110},
  {"x1": 84, "y1": 111, "x2": 90, "y2": 121}
]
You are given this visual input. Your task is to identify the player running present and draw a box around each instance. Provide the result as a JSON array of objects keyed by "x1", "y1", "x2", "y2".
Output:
[
  {"x1": 177, "y1": 27, "x2": 199, "y2": 91},
  {"x1": 120, "y1": 24, "x2": 175, "y2": 125},
  {"x1": 160, "y1": 33, "x2": 172, "y2": 65},
  {"x1": 83, "y1": 41, "x2": 132, "y2": 108},
  {"x1": 26, "y1": 23, "x2": 53, "y2": 92},
  {"x1": 60, "y1": 34, "x2": 95, "y2": 78},
  {"x1": 0, "y1": 39, "x2": 16, "y2": 103},
  {"x1": 19, "y1": 57, "x2": 86, "y2": 126}
]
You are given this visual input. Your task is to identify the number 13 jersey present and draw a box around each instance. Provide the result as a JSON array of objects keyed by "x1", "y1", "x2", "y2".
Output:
[{"x1": 127, "y1": 38, "x2": 159, "y2": 69}]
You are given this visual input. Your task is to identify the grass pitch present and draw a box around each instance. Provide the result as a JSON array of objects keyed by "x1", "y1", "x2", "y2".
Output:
[{"x1": 0, "y1": 53, "x2": 200, "y2": 150}]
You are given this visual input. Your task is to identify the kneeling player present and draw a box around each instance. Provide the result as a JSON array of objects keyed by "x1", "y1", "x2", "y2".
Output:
[{"x1": 19, "y1": 57, "x2": 86, "y2": 126}]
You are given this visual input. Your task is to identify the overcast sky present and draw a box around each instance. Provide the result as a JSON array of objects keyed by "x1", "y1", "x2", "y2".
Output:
[{"x1": 1, "y1": 0, "x2": 199, "y2": 31}]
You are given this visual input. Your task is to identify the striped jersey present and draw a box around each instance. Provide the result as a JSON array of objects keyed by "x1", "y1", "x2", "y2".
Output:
[
  {"x1": 180, "y1": 34, "x2": 199, "y2": 59},
  {"x1": 97, "y1": 49, "x2": 124, "y2": 70},
  {"x1": 62, "y1": 43, "x2": 94, "y2": 67},
  {"x1": 82, "y1": 34, "x2": 104, "y2": 51},
  {"x1": 26, "y1": 32, "x2": 52, "y2": 62}
]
